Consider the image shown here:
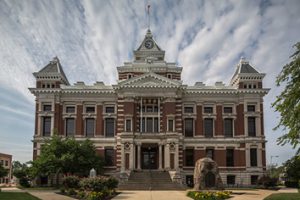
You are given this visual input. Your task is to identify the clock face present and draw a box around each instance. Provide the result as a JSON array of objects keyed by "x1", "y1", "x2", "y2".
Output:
[{"x1": 145, "y1": 40, "x2": 154, "y2": 49}]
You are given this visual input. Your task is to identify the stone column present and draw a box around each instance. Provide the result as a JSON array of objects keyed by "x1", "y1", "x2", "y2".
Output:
[
  {"x1": 137, "y1": 143, "x2": 141, "y2": 170},
  {"x1": 164, "y1": 143, "x2": 170, "y2": 169},
  {"x1": 129, "y1": 143, "x2": 135, "y2": 170},
  {"x1": 121, "y1": 143, "x2": 125, "y2": 172},
  {"x1": 159, "y1": 143, "x2": 163, "y2": 170},
  {"x1": 175, "y1": 143, "x2": 179, "y2": 170}
]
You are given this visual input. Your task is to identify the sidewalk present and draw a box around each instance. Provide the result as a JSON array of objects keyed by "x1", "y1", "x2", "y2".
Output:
[
  {"x1": 27, "y1": 190, "x2": 76, "y2": 200},
  {"x1": 230, "y1": 188, "x2": 298, "y2": 200}
]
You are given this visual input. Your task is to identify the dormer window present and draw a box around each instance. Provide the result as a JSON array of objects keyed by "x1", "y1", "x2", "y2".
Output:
[
  {"x1": 128, "y1": 74, "x2": 132, "y2": 79},
  {"x1": 167, "y1": 74, "x2": 172, "y2": 79}
]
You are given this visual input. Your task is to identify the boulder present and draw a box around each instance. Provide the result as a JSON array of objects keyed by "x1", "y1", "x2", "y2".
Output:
[{"x1": 193, "y1": 157, "x2": 224, "y2": 190}]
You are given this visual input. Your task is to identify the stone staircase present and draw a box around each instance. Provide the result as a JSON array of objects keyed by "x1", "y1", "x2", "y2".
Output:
[{"x1": 118, "y1": 171, "x2": 186, "y2": 190}]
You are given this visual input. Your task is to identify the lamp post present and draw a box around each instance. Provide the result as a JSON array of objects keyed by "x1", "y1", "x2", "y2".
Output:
[{"x1": 270, "y1": 155, "x2": 279, "y2": 177}]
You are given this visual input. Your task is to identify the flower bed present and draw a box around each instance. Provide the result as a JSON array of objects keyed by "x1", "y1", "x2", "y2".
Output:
[
  {"x1": 187, "y1": 190, "x2": 232, "y2": 200},
  {"x1": 61, "y1": 176, "x2": 119, "y2": 200}
]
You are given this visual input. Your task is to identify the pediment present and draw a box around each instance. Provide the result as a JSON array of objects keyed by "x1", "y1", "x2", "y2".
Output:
[{"x1": 116, "y1": 72, "x2": 182, "y2": 89}]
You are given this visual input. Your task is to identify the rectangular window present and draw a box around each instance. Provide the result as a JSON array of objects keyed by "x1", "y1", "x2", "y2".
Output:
[
  {"x1": 86, "y1": 106, "x2": 95, "y2": 113},
  {"x1": 86, "y1": 118, "x2": 95, "y2": 137},
  {"x1": 146, "y1": 106, "x2": 153, "y2": 113},
  {"x1": 142, "y1": 118, "x2": 145, "y2": 132},
  {"x1": 154, "y1": 118, "x2": 159, "y2": 132},
  {"x1": 43, "y1": 105, "x2": 52, "y2": 111},
  {"x1": 42, "y1": 117, "x2": 51, "y2": 136},
  {"x1": 66, "y1": 118, "x2": 75, "y2": 136},
  {"x1": 206, "y1": 148, "x2": 214, "y2": 160},
  {"x1": 168, "y1": 119, "x2": 174, "y2": 132},
  {"x1": 66, "y1": 106, "x2": 75, "y2": 113},
  {"x1": 146, "y1": 118, "x2": 153, "y2": 132},
  {"x1": 125, "y1": 119, "x2": 131, "y2": 132},
  {"x1": 185, "y1": 149, "x2": 194, "y2": 166},
  {"x1": 184, "y1": 107, "x2": 194, "y2": 113},
  {"x1": 224, "y1": 107, "x2": 232, "y2": 113},
  {"x1": 224, "y1": 118, "x2": 233, "y2": 137},
  {"x1": 247, "y1": 105, "x2": 255, "y2": 112},
  {"x1": 226, "y1": 149, "x2": 234, "y2": 167},
  {"x1": 105, "y1": 106, "x2": 115, "y2": 113},
  {"x1": 251, "y1": 175, "x2": 259, "y2": 185},
  {"x1": 204, "y1": 118, "x2": 213, "y2": 137},
  {"x1": 5, "y1": 160, "x2": 8, "y2": 167},
  {"x1": 184, "y1": 118, "x2": 194, "y2": 137},
  {"x1": 153, "y1": 106, "x2": 158, "y2": 112},
  {"x1": 248, "y1": 117, "x2": 256, "y2": 137},
  {"x1": 250, "y1": 148, "x2": 257, "y2": 167},
  {"x1": 104, "y1": 148, "x2": 114, "y2": 166},
  {"x1": 105, "y1": 118, "x2": 115, "y2": 137},
  {"x1": 204, "y1": 107, "x2": 213, "y2": 113},
  {"x1": 227, "y1": 175, "x2": 235, "y2": 185}
]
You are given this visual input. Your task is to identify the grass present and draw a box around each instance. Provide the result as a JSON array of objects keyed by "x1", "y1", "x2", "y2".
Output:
[
  {"x1": 0, "y1": 192, "x2": 41, "y2": 200},
  {"x1": 264, "y1": 193, "x2": 300, "y2": 200}
]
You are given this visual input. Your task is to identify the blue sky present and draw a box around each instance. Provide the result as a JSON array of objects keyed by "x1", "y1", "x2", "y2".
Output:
[{"x1": 0, "y1": 0, "x2": 299, "y2": 165}]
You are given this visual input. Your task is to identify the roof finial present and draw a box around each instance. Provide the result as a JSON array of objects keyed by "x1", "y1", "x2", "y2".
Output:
[{"x1": 147, "y1": 4, "x2": 151, "y2": 30}]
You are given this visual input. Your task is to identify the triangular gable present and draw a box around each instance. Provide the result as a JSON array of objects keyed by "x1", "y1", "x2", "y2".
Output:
[{"x1": 117, "y1": 72, "x2": 182, "y2": 88}]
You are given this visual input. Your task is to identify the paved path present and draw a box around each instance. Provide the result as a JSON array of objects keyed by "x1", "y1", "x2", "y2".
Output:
[
  {"x1": 113, "y1": 190, "x2": 191, "y2": 200},
  {"x1": 113, "y1": 188, "x2": 298, "y2": 200},
  {"x1": 27, "y1": 190, "x2": 76, "y2": 200}
]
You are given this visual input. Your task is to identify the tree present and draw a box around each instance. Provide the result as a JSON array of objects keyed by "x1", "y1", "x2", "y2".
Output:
[
  {"x1": 12, "y1": 161, "x2": 32, "y2": 187},
  {"x1": 31, "y1": 135, "x2": 103, "y2": 179},
  {"x1": 0, "y1": 164, "x2": 8, "y2": 178},
  {"x1": 272, "y1": 42, "x2": 300, "y2": 151},
  {"x1": 284, "y1": 155, "x2": 300, "y2": 182}
]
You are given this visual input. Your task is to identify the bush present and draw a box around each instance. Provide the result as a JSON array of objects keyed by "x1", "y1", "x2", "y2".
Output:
[
  {"x1": 285, "y1": 180, "x2": 299, "y2": 188},
  {"x1": 104, "y1": 177, "x2": 118, "y2": 190},
  {"x1": 257, "y1": 176, "x2": 277, "y2": 188},
  {"x1": 66, "y1": 188, "x2": 77, "y2": 196},
  {"x1": 80, "y1": 176, "x2": 118, "y2": 192},
  {"x1": 187, "y1": 191, "x2": 232, "y2": 200},
  {"x1": 77, "y1": 190, "x2": 86, "y2": 199},
  {"x1": 60, "y1": 187, "x2": 65, "y2": 194},
  {"x1": 63, "y1": 176, "x2": 80, "y2": 189},
  {"x1": 19, "y1": 177, "x2": 31, "y2": 188},
  {"x1": 87, "y1": 191, "x2": 105, "y2": 200}
]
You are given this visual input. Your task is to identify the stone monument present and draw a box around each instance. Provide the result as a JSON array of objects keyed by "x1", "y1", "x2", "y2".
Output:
[{"x1": 193, "y1": 157, "x2": 224, "y2": 190}]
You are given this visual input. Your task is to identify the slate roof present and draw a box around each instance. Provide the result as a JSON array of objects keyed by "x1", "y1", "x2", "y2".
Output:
[
  {"x1": 232, "y1": 58, "x2": 259, "y2": 78},
  {"x1": 36, "y1": 57, "x2": 69, "y2": 85}
]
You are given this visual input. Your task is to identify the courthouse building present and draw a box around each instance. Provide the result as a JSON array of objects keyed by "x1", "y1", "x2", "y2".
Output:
[{"x1": 30, "y1": 29, "x2": 269, "y2": 186}]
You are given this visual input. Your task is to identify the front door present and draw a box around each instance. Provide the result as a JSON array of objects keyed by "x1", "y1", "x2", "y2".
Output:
[{"x1": 141, "y1": 146, "x2": 158, "y2": 169}]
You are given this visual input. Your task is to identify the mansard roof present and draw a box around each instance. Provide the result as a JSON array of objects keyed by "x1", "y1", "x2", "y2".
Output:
[
  {"x1": 232, "y1": 58, "x2": 259, "y2": 78},
  {"x1": 33, "y1": 57, "x2": 70, "y2": 85}
]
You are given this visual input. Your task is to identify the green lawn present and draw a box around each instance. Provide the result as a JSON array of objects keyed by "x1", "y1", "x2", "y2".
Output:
[
  {"x1": 0, "y1": 192, "x2": 41, "y2": 200},
  {"x1": 264, "y1": 193, "x2": 300, "y2": 200}
]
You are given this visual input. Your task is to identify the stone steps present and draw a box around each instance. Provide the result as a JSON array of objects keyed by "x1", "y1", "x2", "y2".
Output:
[{"x1": 118, "y1": 171, "x2": 186, "y2": 190}]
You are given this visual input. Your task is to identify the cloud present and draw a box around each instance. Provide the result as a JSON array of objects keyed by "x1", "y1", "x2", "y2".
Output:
[{"x1": 0, "y1": 0, "x2": 299, "y2": 164}]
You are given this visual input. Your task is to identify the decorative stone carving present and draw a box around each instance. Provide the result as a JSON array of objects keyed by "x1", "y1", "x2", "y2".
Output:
[{"x1": 193, "y1": 157, "x2": 224, "y2": 190}]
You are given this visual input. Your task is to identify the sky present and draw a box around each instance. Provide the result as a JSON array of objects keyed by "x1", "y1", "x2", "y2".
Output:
[{"x1": 0, "y1": 0, "x2": 299, "y2": 165}]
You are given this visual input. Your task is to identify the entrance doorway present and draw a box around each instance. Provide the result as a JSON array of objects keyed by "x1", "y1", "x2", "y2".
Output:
[{"x1": 141, "y1": 144, "x2": 158, "y2": 169}]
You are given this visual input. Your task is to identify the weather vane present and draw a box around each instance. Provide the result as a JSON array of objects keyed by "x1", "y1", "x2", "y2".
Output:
[{"x1": 147, "y1": 4, "x2": 151, "y2": 30}]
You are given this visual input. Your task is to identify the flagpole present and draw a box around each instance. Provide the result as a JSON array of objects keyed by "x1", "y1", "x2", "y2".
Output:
[{"x1": 147, "y1": 4, "x2": 150, "y2": 30}]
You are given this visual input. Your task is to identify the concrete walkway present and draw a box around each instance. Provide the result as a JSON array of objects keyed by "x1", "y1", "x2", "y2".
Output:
[
  {"x1": 113, "y1": 188, "x2": 298, "y2": 200},
  {"x1": 113, "y1": 190, "x2": 191, "y2": 200},
  {"x1": 27, "y1": 190, "x2": 76, "y2": 200}
]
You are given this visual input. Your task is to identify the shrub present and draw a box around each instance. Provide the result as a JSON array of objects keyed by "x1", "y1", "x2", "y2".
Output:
[
  {"x1": 77, "y1": 190, "x2": 86, "y2": 199},
  {"x1": 257, "y1": 175, "x2": 277, "y2": 188},
  {"x1": 63, "y1": 176, "x2": 80, "y2": 189},
  {"x1": 187, "y1": 190, "x2": 232, "y2": 200},
  {"x1": 60, "y1": 187, "x2": 65, "y2": 194},
  {"x1": 66, "y1": 188, "x2": 77, "y2": 196},
  {"x1": 285, "y1": 180, "x2": 299, "y2": 188},
  {"x1": 104, "y1": 177, "x2": 118, "y2": 190},
  {"x1": 80, "y1": 177, "x2": 106, "y2": 192},
  {"x1": 87, "y1": 191, "x2": 105, "y2": 200},
  {"x1": 19, "y1": 177, "x2": 31, "y2": 188}
]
